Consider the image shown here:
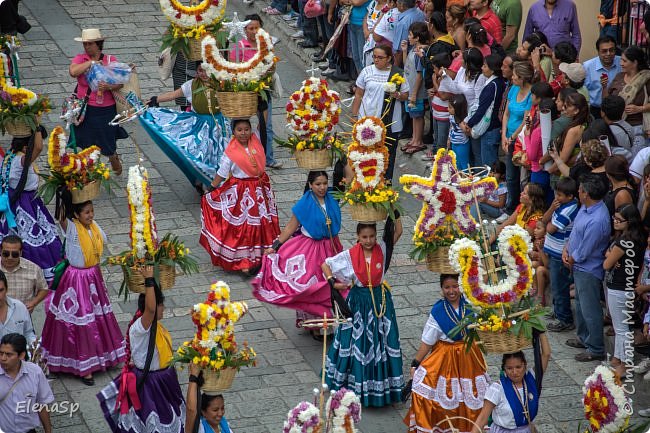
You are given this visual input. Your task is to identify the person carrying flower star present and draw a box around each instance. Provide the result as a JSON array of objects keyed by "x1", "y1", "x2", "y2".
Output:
[{"x1": 405, "y1": 273, "x2": 490, "y2": 433}]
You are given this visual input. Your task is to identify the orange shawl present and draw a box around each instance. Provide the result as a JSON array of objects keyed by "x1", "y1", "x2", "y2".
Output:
[{"x1": 224, "y1": 134, "x2": 266, "y2": 178}]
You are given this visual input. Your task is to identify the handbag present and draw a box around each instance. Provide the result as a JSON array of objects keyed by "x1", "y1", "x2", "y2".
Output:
[
  {"x1": 470, "y1": 82, "x2": 497, "y2": 139},
  {"x1": 158, "y1": 47, "x2": 176, "y2": 81},
  {"x1": 305, "y1": 0, "x2": 326, "y2": 18},
  {"x1": 61, "y1": 53, "x2": 105, "y2": 125}
]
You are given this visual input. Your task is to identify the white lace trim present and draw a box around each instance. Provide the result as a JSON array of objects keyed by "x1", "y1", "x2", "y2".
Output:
[
  {"x1": 200, "y1": 230, "x2": 267, "y2": 262},
  {"x1": 204, "y1": 183, "x2": 278, "y2": 227},
  {"x1": 268, "y1": 253, "x2": 319, "y2": 293},
  {"x1": 48, "y1": 285, "x2": 115, "y2": 326},
  {"x1": 411, "y1": 369, "x2": 490, "y2": 411},
  {"x1": 41, "y1": 345, "x2": 125, "y2": 371}
]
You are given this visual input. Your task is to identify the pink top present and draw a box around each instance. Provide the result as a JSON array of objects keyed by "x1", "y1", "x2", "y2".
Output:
[
  {"x1": 228, "y1": 39, "x2": 256, "y2": 62},
  {"x1": 72, "y1": 53, "x2": 117, "y2": 107},
  {"x1": 449, "y1": 45, "x2": 492, "y2": 72},
  {"x1": 525, "y1": 126, "x2": 543, "y2": 172}
]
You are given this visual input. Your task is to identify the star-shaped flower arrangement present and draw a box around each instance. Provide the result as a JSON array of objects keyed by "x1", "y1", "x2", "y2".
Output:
[{"x1": 399, "y1": 148, "x2": 497, "y2": 259}]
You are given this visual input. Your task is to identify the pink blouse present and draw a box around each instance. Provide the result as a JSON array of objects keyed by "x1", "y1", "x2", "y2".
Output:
[
  {"x1": 72, "y1": 53, "x2": 117, "y2": 107},
  {"x1": 525, "y1": 126, "x2": 543, "y2": 172}
]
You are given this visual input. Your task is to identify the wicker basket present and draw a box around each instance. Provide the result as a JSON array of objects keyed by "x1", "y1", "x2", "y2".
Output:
[
  {"x1": 216, "y1": 91, "x2": 258, "y2": 119},
  {"x1": 113, "y1": 70, "x2": 141, "y2": 115},
  {"x1": 125, "y1": 264, "x2": 176, "y2": 293},
  {"x1": 349, "y1": 204, "x2": 387, "y2": 222},
  {"x1": 295, "y1": 149, "x2": 333, "y2": 170},
  {"x1": 187, "y1": 37, "x2": 203, "y2": 61},
  {"x1": 5, "y1": 115, "x2": 40, "y2": 138},
  {"x1": 425, "y1": 247, "x2": 455, "y2": 274},
  {"x1": 476, "y1": 330, "x2": 532, "y2": 354},
  {"x1": 70, "y1": 181, "x2": 101, "y2": 204},
  {"x1": 201, "y1": 367, "x2": 237, "y2": 394}
]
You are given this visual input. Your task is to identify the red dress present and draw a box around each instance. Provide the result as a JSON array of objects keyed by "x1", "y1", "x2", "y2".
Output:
[{"x1": 200, "y1": 136, "x2": 280, "y2": 271}]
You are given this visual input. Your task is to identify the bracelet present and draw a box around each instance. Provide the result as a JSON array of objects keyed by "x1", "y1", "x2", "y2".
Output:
[
  {"x1": 411, "y1": 359, "x2": 420, "y2": 368},
  {"x1": 189, "y1": 374, "x2": 200, "y2": 384},
  {"x1": 144, "y1": 277, "x2": 156, "y2": 288},
  {"x1": 327, "y1": 276, "x2": 336, "y2": 282},
  {"x1": 272, "y1": 239, "x2": 283, "y2": 251}
]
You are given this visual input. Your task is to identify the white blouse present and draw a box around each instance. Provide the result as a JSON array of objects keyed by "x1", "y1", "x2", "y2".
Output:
[
  {"x1": 216, "y1": 152, "x2": 255, "y2": 179},
  {"x1": 9, "y1": 158, "x2": 39, "y2": 191},
  {"x1": 129, "y1": 317, "x2": 162, "y2": 370},
  {"x1": 325, "y1": 241, "x2": 386, "y2": 286},
  {"x1": 420, "y1": 311, "x2": 460, "y2": 346},
  {"x1": 65, "y1": 219, "x2": 108, "y2": 268},
  {"x1": 484, "y1": 369, "x2": 536, "y2": 429}
]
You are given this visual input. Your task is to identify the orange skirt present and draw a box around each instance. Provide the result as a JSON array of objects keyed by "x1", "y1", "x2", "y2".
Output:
[{"x1": 404, "y1": 341, "x2": 489, "y2": 433}]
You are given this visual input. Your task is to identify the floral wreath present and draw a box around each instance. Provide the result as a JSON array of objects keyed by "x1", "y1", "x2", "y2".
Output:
[
  {"x1": 126, "y1": 166, "x2": 158, "y2": 259},
  {"x1": 352, "y1": 116, "x2": 385, "y2": 147},
  {"x1": 448, "y1": 225, "x2": 533, "y2": 308},
  {"x1": 0, "y1": 53, "x2": 37, "y2": 107},
  {"x1": 286, "y1": 77, "x2": 340, "y2": 136},
  {"x1": 201, "y1": 29, "x2": 276, "y2": 82},
  {"x1": 160, "y1": 0, "x2": 226, "y2": 28},
  {"x1": 326, "y1": 388, "x2": 362, "y2": 433},
  {"x1": 283, "y1": 401, "x2": 321, "y2": 433},
  {"x1": 348, "y1": 117, "x2": 388, "y2": 193},
  {"x1": 583, "y1": 366, "x2": 632, "y2": 433},
  {"x1": 48, "y1": 127, "x2": 101, "y2": 175}
]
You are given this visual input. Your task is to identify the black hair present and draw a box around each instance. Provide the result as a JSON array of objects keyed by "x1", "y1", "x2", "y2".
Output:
[
  {"x1": 463, "y1": 47, "x2": 484, "y2": 81},
  {"x1": 201, "y1": 393, "x2": 224, "y2": 412},
  {"x1": 538, "y1": 97, "x2": 558, "y2": 119},
  {"x1": 554, "y1": 176, "x2": 577, "y2": 198},
  {"x1": 485, "y1": 54, "x2": 503, "y2": 77},
  {"x1": 501, "y1": 351, "x2": 527, "y2": 371},
  {"x1": 96, "y1": 40, "x2": 104, "y2": 51},
  {"x1": 409, "y1": 21, "x2": 430, "y2": 44},
  {"x1": 0, "y1": 270, "x2": 6, "y2": 291},
  {"x1": 491, "y1": 160, "x2": 506, "y2": 176},
  {"x1": 523, "y1": 31, "x2": 547, "y2": 53},
  {"x1": 623, "y1": 46, "x2": 649, "y2": 71},
  {"x1": 595, "y1": 35, "x2": 616, "y2": 51},
  {"x1": 579, "y1": 173, "x2": 609, "y2": 201},
  {"x1": 440, "y1": 274, "x2": 459, "y2": 286},
  {"x1": 231, "y1": 118, "x2": 252, "y2": 129},
  {"x1": 374, "y1": 44, "x2": 393, "y2": 58},
  {"x1": 567, "y1": 76, "x2": 585, "y2": 90},
  {"x1": 605, "y1": 155, "x2": 637, "y2": 189},
  {"x1": 8, "y1": 130, "x2": 39, "y2": 207},
  {"x1": 432, "y1": 52, "x2": 452, "y2": 69},
  {"x1": 450, "y1": 93, "x2": 468, "y2": 124},
  {"x1": 553, "y1": 41, "x2": 578, "y2": 64},
  {"x1": 244, "y1": 14, "x2": 264, "y2": 27},
  {"x1": 303, "y1": 170, "x2": 328, "y2": 193},
  {"x1": 531, "y1": 82, "x2": 553, "y2": 99},
  {"x1": 615, "y1": 203, "x2": 647, "y2": 246},
  {"x1": 0, "y1": 333, "x2": 27, "y2": 355},
  {"x1": 1, "y1": 234, "x2": 22, "y2": 248},
  {"x1": 137, "y1": 291, "x2": 165, "y2": 312},
  {"x1": 356, "y1": 223, "x2": 377, "y2": 234},
  {"x1": 463, "y1": 16, "x2": 480, "y2": 31},
  {"x1": 428, "y1": 11, "x2": 447, "y2": 34},
  {"x1": 466, "y1": 23, "x2": 489, "y2": 47},
  {"x1": 601, "y1": 95, "x2": 625, "y2": 122}
]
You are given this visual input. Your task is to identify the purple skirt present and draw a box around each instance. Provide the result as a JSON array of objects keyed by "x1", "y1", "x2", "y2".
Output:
[
  {"x1": 97, "y1": 367, "x2": 186, "y2": 433},
  {"x1": 41, "y1": 265, "x2": 126, "y2": 376},
  {"x1": 0, "y1": 189, "x2": 63, "y2": 281},
  {"x1": 251, "y1": 234, "x2": 347, "y2": 325}
]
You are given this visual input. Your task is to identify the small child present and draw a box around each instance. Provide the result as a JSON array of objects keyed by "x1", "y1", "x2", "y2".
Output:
[
  {"x1": 402, "y1": 22, "x2": 429, "y2": 154},
  {"x1": 448, "y1": 93, "x2": 470, "y2": 170},
  {"x1": 423, "y1": 52, "x2": 453, "y2": 163},
  {"x1": 476, "y1": 160, "x2": 507, "y2": 221},
  {"x1": 530, "y1": 219, "x2": 549, "y2": 306},
  {"x1": 543, "y1": 177, "x2": 580, "y2": 332}
]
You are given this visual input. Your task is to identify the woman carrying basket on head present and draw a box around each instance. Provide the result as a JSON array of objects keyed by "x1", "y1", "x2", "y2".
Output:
[
  {"x1": 144, "y1": 64, "x2": 230, "y2": 195},
  {"x1": 97, "y1": 266, "x2": 185, "y2": 433},
  {"x1": 251, "y1": 170, "x2": 347, "y2": 340},
  {"x1": 405, "y1": 273, "x2": 490, "y2": 433},
  {"x1": 185, "y1": 363, "x2": 235, "y2": 433},
  {"x1": 321, "y1": 220, "x2": 404, "y2": 407},
  {"x1": 41, "y1": 194, "x2": 125, "y2": 386},
  {"x1": 0, "y1": 128, "x2": 62, "y2": 283},
  {"x1": 200, "y1": 118, "x2": 280, "y2": 275}
]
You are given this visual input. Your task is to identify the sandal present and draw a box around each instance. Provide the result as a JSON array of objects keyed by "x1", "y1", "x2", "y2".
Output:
[
  {"x1": 400, "y1": 140, "x2": 413, "y2": 151},
  {"x1": 404, "y1": 144, "x2": 426, "y2": 154},
  {"x1": 267, "y1": 8, "x2": 282, "y2": 15},
  {"x1": 81, "y1": 376, "x2": 95, "y2": 386}
]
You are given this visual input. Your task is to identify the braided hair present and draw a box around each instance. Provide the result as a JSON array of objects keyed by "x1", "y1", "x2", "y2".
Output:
[{"x1": 7, "y1": 126, "x2": 45, "y2": 206}]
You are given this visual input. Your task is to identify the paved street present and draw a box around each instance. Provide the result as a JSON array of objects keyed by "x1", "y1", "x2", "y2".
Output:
[{"x1": 9, "y1": 0, "x2": 650, "y2": 432}]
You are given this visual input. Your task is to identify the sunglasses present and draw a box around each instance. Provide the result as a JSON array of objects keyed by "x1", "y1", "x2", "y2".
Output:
[{"x1": 1, "y1": 251, "x2": 20, "y2": 258}]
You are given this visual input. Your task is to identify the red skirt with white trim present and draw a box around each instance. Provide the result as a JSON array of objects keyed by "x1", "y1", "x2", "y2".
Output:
[{"x1": 200, "y1": 174, "x2": 280, "y2": 271}]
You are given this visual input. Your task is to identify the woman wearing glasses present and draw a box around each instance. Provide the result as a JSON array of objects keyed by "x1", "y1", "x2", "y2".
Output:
[{"x1": 350, "y1": 44, "x2": 409, "y2": 183}]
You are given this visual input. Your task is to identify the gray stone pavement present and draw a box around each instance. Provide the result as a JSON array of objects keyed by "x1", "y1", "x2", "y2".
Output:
[{"x1": 7, "y1": 0, "x2": 649, "y2": 432}]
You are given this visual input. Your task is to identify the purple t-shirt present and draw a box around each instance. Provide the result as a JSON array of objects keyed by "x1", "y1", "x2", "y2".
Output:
[{"x1": 522, "y1": 0, "x2": 581, "y2": 51}]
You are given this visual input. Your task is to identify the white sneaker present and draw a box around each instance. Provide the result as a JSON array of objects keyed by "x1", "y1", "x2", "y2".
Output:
[
  {"x1": 291, "y1": 30, "x2": 304, "y2": 39},
  {"x1": 633, "y1": 358, "x2": 650, "y2": 374},
  {"x1": 242, "y1": 0, "x2": 254, "y2": 4},
  {"x1": 495, "y1": 213, "x2": 509, "y2": 223},
  {"x1": 321, "y1": 67, "x2": 336, "y2": 74},
  {"x1": 282, "y1": 13, "x2": 298, "y2": 21},
  {"x1": 639, "y1": 408, "x2": 650, "y2": 417},
  {"x1": 288, "y1": 21, "x2": 299, "y2": 29}
]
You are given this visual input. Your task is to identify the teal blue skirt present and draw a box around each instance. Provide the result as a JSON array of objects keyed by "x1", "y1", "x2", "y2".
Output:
[{"x1": 324, "y1": 284, "x2": 404, "y2": 407}]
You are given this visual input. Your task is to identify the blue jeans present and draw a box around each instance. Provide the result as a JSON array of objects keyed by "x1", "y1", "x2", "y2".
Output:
[
  {"x1": 573, "y1": 270, "x2": 605, "y2": 356},
  {"x1": 480, "y1": 128, "x2": 500, "y2": 166},
  {"x1": 265, "y1": 97, "x2": 276, "y2": 165},
  {"x1": 452, "y1": 141, "x2": 470, "y2": 170},
  {"x1": 298, "y1": 0, "x2": 319, "y2": 45},
  {"x1": 505, "y1": 150, "x2": 520, "y2": 214},
  {"x1": 348, "y1": 24, "x2": 365, "y2": 74},
  {"x1": 433, "y1": 118, "x2": 449, "y2": 151},
  {"x1": 549, "y1": 256, "x2": 573, "y2": 325},
  {"x1": 470, "y1": 137, "x2": 481, "y2": 167}
]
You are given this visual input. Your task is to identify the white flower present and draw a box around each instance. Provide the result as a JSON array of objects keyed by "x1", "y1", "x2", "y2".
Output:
[
  {"x1": 349, "y1": 150, "x2": 385, "y2": 189},
  {"x1": 383, "y1": 82, "x2": 396, "y2": 93},
  {"x1": 353, "y1": 118, "x2": 383, "y2": 147},
  {"x1": 159, "y1": 0, "x2": 226, "y2": 28},
  {"x1": 583, "y1": 366, "x2": 632, "y2": 433}
]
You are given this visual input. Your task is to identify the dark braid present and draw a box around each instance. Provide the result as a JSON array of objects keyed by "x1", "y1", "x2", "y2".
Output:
[
  {"x1": 123, "y1": 309, "x2": 144, "y2": 371},
  {"x1": 9, "y1": 132, "x2": 36, "y2": 207}
]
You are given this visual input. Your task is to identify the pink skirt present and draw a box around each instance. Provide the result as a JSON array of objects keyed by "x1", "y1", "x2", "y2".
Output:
[
  {"x1": 41, "y1": 265, "x2": 126, "y2": 376},
  {"x1": 251, "y1": 234, "x2": 347, "y2": 324}
]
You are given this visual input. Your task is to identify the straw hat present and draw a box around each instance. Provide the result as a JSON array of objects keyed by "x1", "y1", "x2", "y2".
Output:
[{"x1": 74, "y1": 29, "x2": 105, "y2": 43}]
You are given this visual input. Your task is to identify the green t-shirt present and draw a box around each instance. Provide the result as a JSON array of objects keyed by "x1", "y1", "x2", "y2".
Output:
[{"x1": 491, "y1": 0, "x2": 522, "y2": 54}]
